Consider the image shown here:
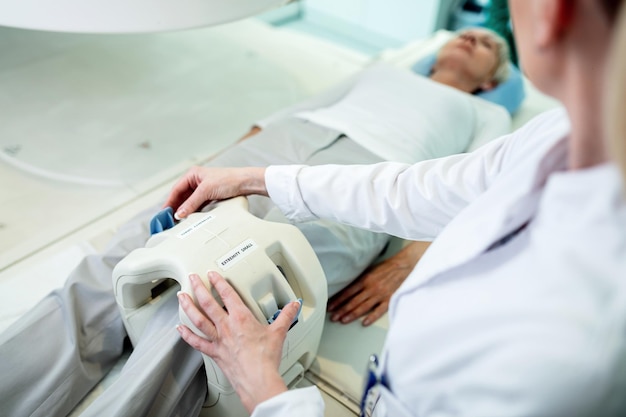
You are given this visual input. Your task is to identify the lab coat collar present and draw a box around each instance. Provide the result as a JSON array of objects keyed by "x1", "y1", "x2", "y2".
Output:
[{"x1": 535, "y1": 162, "x2": 626, "y2": 234}]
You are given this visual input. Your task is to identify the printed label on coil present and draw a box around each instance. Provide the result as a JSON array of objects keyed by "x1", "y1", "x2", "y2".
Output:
[
  {"x1": 217, "y1": 239, "x2": 258, "y2": 270},
  {"x1": 177, "y1": 214, "x2": 215, "y2": 239}
]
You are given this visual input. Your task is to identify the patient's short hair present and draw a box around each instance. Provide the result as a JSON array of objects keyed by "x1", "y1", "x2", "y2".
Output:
[{"x1": 457, "y1": 27, "x2": 511, "y2": 85}]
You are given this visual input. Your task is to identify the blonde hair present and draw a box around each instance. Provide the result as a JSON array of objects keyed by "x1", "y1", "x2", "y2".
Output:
[{"x1": 606, "y1": 2, "x2": 626, "y2": 185}]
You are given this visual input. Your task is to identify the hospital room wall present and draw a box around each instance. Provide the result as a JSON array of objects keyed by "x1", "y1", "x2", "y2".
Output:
[{"x1": 300, "y1": 0, "x2": 463, "y2": 49}]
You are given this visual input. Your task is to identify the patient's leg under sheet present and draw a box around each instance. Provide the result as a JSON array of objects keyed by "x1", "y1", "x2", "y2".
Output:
[
  {"x1": 80, "y1": 294, "x2": 207, "y2": 417},
  {"x1": 0, "y1": 118, "x2": 388, "y2": 416},
  {"x1": 0, "y1": 209, "x2": 153, "y2": 417}
]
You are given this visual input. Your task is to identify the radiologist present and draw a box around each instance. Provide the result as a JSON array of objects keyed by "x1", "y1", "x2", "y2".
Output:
[
  {"x1": 0, "y1": 28, "x2": 514, "y2": 417},
  {"x1": 172, "y1": 0, "x2": 626, "y2": 415}
]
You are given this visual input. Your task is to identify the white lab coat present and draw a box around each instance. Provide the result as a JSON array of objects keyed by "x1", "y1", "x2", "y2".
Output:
[{"x1": 257, "y1": 108, "x2": 626, "y2": 416}]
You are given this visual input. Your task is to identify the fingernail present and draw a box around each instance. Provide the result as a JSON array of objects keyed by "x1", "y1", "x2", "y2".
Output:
[
  {"x1": 363, "y1": 319, "x2": 371, "y2": 326},
  {"x1": 174, "y1": 209, "x2": 186, "y2": 220},
  {"x1": 341, "y1": 316, "x2": 352, "y2": 323},
  {"x1": 175, "y1": 325, "x2": 183, "y2": 334},
  {"x1": 189, "y1": 274, "x2": 198, "y2": 282},
  {"x1": 330, "y1": 314, "x2": 339, "y2": 322}
]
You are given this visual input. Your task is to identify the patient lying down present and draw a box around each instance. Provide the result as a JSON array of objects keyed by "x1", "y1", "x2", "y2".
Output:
[
  {"x1": 0, "y1": 27, "x2": 514, "y2": 417},
  {"x1": 185, "y1": 27, "x2": 516, "y2": 325}
]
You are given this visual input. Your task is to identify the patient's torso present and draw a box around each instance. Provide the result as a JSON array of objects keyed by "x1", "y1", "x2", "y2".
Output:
[{"x1": 296, "y1": 65, "x2": 476, "y2": 163}]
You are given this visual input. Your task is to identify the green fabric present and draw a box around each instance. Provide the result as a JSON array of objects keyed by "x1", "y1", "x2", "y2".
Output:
[{"x1": 485, "y1": 0, "x2": 519, "y2": 66}]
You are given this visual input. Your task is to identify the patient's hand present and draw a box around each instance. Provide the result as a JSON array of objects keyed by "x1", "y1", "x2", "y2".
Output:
[
  {"x1": 237, "y1": 126, "x2": 262, "y2": 142},
  {"x1": 327, "y1": 241, "x2": 431, "y2": 326},
  {"x1": 177, "y1": 272, "x2": 300, "y2": 413},
  {"x1": 164, "y1": 166, "x2": 268, "y2": 220}
]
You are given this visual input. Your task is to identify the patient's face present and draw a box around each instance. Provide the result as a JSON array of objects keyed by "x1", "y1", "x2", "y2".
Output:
[{"x1": 436, "y1": 29, "x2": 500, "y2": 89}]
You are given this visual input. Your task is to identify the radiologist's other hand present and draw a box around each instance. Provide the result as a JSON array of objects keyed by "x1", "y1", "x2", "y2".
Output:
[
  {"x1": 176, "y1": 272, "x2": 301, "y2": 413},
  {"x1": 327, "y1": 241, "x2": 431, "y2": 326},
  {"x1": 163, "y1": 166, "x2": 268, "y2": 220}
]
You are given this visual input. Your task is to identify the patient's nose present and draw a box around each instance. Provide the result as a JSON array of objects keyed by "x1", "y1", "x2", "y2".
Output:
[{"x1": 461, "y1": 33, "x2": 477, "y2": 47}]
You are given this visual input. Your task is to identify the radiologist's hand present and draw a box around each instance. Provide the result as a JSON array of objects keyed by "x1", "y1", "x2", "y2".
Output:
[
  {"x1": 327, "y1": 241, "x2": 431, "y2": 326},
  {"x1": 163, "y1": 166, "x2": 268, "y2": 220},
  {"x1": 176, "y1": 272, "x2": 301, "y2": 413}
]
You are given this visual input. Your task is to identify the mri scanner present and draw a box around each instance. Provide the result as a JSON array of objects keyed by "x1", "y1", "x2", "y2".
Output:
[
  {"x1": 0, "y1": 0, "x2": 291, "y2": 33},
  {"x1": 0, "y1": 1, "x2": 562, "y2": 416}
]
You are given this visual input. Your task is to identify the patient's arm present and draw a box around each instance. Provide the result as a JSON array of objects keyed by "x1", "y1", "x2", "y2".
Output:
[
  {"x1": 198, "y1": 126, "x2": 262, "y2": 166},
  {"x1": 237, "y1": 126, "x2": 262, "y2": 142},
  {"x1": 327, "y1": 240, "x2": 431, "y2": 326}
]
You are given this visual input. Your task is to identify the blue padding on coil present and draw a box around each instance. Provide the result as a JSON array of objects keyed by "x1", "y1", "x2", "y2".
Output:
[{"x1": 150, "y1": 207, "x2": 176, "y2": 235}]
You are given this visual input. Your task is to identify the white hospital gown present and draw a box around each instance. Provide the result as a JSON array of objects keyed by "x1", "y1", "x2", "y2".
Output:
[
  {"x1": 295, "y1": 65, "x2": 476, "y2": 163},
  {"x1": 258, "y1": 64, "x2": 508, "y2": 164}
]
